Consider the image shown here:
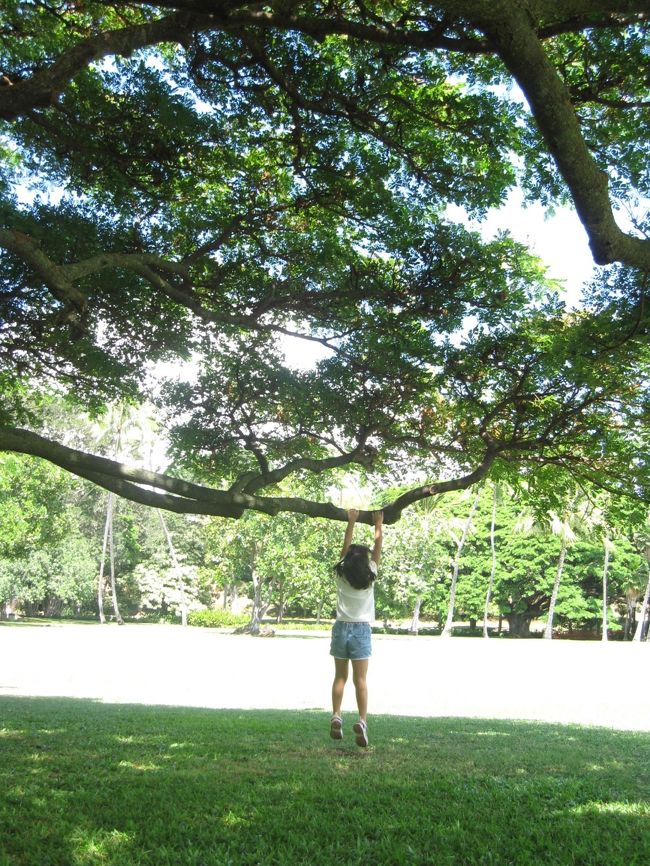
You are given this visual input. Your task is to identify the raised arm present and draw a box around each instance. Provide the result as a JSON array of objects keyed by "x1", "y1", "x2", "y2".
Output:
[
  {"x1": 371, "y1": 510, "x2": 383, "y2": 566},
  {"x1": 340, "y1": 508, "x2": 359, "y2": 558}
]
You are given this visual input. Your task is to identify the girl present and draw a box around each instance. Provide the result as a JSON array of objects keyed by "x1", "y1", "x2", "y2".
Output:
[{"x1": 329, "y1": 508, "x2": 383, "y2": 747}]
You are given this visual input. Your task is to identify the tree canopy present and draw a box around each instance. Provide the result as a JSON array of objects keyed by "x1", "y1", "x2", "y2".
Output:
[{"x1": 1, "y1": 0, "x2": 649, "y2": 522}]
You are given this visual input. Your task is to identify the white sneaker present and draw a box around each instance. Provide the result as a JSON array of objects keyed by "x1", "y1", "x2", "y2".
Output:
[
  {"x1": 353, "y1": 719, "x2": 368, "y2": 747},
  {"x1": 330, "y1": 715, "x2": 343, "y2": 740}
]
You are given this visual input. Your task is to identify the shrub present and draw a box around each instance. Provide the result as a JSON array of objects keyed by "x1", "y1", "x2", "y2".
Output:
[
  {"x1": 272, "y1": 621, "x2": 331, "y2": 631},
  {"x1": 188, "y1": 609, "x2": 250, "y2": 629},
  {"x1": 124, "y1": 612, "x2": 178, "y2": 624}
]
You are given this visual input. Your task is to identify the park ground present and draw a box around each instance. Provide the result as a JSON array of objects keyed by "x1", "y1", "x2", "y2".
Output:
[
  {"x1": 1, "y1": 623, "x2": 649, "y2": 731},
  {"x1": 2, "y1": 624, "x2": 650, "y2": 866}
]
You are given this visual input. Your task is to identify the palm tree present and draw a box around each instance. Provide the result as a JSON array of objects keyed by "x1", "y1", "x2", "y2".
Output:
[
  {"x1": 441, "y1": 489, "x2": 481, "y2": 639},
  {"x1": 483, "y1": 482, "x2": 498, "y2": 639},
  {"x1": 94, "y1": 404, "x2": 127, "y2": 625},
  {"x1": 409, "y1": 593, "x2": 424, "y2": 635},
  {"x1": 624, "y1": 586, "x2": 641, "y2": 640},
  {"x1": 410, "y1": 494, "x2": 441, "y2": 635},
  {"x1": 107, "y1": 495, "x2": 124, "y2": 625},
  {"x1": 97, "y1": 492, "x2": 113, "y2": 625},
  {"x1": 158, "y1": 511, "x2": 188, "y2": 627},
  {"x1": 632, "y1": 549, "x2": 650, "y2": 642},
  {"x1": 601, "y1": 535, "x2": 614, "y2": 642},
  {"x1": 543, "y1": 509, "x2": 578, "y2": 640}
]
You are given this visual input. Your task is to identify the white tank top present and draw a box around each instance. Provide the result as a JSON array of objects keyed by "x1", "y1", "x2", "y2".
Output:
[{"x1": 335, "y1": 560, "x2": 377, "y2": 622}]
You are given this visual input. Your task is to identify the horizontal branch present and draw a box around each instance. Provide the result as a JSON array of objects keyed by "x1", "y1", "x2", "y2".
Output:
[
  {"x1": 108, "y1": 0, "x2": 490, "y2": 53},
  {"x1": 538, "y1": 11, "x2": 649, "y2": 38},
  {"x1": 0, "y1": 426, "x2": 495, "y2": 524}
]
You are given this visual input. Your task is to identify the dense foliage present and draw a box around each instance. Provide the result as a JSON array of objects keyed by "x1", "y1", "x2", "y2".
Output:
[{"x1": 0, "y1": 1, "x2": 649, "y2": 524}]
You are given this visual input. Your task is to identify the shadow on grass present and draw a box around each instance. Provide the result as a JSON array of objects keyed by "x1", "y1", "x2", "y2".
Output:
[{"x1": 1, "y1": 696, "x2": 649, "y2": 866}]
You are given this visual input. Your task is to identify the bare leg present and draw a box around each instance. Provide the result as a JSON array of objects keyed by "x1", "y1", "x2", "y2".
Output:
[
  {"x1": 351, "y1": 658, "x2": 369, "y2": 722},
  {"x1": 332, "y1": 658, "x2": 349, "y2": 716}
]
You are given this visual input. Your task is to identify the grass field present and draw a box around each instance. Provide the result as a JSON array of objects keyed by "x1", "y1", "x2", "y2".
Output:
[{"x1": 1, "y1": 697, "x2": 649, "y2": 866}]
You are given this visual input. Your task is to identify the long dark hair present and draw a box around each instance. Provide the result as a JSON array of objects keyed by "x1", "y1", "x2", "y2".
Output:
[{"x1": 334, "y1": 544, "x2": 376, "y2": 590}]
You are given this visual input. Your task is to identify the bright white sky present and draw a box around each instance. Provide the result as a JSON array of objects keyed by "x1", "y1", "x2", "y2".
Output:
[
  {"x1": 450, "y1": 191, "x2": 597, "y2": 309},
  {"x1": 456, "y1": 190, "x2": 595, "y2": 309}
]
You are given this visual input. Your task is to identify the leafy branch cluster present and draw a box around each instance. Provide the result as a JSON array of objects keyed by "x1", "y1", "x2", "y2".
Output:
[{"x1": 0, "y1": 0, "x2": 648, "y2": 521}]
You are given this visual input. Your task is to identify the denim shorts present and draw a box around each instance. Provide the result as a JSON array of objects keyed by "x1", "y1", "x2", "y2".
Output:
[{"x1": 330, "y1": 620, "x2": 372, "y2": 660}]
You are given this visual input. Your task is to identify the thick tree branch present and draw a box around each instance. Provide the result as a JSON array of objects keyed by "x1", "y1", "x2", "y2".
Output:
[
  {"x1": 0, "y1": 229, "x2": 88, "y2": 316},
  {"x1": 0, "y1": 225, "x2": 355, "y2": 359},
  {"x1": 107, "y1": 0, "x2": 491, "y2": 52},
  {"x1": 471, "y1": 0, "x2": 650, "y2": 269},
  {"x1": 538, "y1": 12, "x2": 649, "y2": 38},
  {"x1": 0, "y1": 425, "x2": 494, "y2": 524},
  {"x1": 0, "y1": 11, "x2": 210, "y2": 121},
  {"x1": 382, "y1": 445, "x2": 499, "y2": 522},
  {"x1": 126, "y1": 0, "x2": 646, "y2": 50}
]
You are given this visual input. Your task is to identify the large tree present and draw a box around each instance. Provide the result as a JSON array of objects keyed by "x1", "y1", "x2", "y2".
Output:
[{"x1": 1, "y1": 0, "x2": 649, "y2": 522}]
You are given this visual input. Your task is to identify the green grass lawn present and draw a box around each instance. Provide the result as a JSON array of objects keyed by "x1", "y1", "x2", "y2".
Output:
[{"x1": 1, "y1": 698, "x2": 648, "y2": 866}]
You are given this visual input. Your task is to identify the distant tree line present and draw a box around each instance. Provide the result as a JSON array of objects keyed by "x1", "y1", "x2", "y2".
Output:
[{"x1": 2, "y1": 401, "x2": 648, "y2": 640}]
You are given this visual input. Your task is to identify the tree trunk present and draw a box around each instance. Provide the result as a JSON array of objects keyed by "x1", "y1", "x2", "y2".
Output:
[
  {"x1": 241, "y1": 541, "x2": 274, "y2": 635},
  {"x1": 249, "y1": 571, "x2": 262, "y2": 635},
  {"x1": 45, "y1": 597, "x2": 63, "y2": 617},
  {"x1": 624, "y1": 591, "x2": 638, "y2": 640},
  {"x1": 98, "y1": 405, "x2": 126, "y2": 625},
  {"x1": 632, "y1": 564, "x2": 650, "y2": 642},
  {"x1": 505, "y1": 613, "x2": 533, "y2": 638},
  {"x1": 108, "y1": 500, "x2": 124, "y2": 625},
  {"x1": 246, "y1": 567, "x2": 273, "y2": 635},
  {"x1": 97, "y1": 492, "x2": 113, "y2": 624},
  {"x1": 601, "y1": 538, "x2": 610, "y2": 642},
  {"x1": 641, "y1": 607, "x2": 650, "y2": 642},
  {"x1": 483, "y1": 483, "x2": 498, "y2": 638},
  {"x1": 544, "y1": 536, "x2": 568, "y2": 639},
  {"x1": 409, "y1": 595, "x2": 423, "y2": 635},
  {"x1": 442, "y1": 491, "x2": 480, "y2": 638},
  {"x1": 158, "y1": 510, "x2": 187, "y2": 626},
  {"x1": 276, "y1": 585, "x2": 285, "y2": 624}
]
